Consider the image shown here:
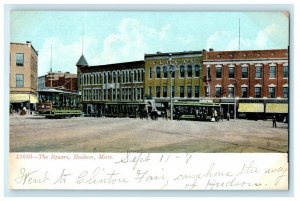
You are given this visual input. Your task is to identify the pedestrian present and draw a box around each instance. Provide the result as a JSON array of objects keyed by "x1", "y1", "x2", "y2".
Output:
[
  {"x1": 272, "y1": 115, "x2": 277, "y2": 128},
  {"x1": 227, "y1": 112, "x2": 230, "y2": 121}
]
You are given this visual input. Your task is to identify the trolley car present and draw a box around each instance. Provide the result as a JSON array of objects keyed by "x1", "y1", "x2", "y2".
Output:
[
  {"x1": 36, "y1": 89, "x2": 82, "y2": 118},
  {"x1": 101, "y1": 100, "x2": 158, "y2": 120},
  {"x1": 173, "y1": 101, "x2": 221, "y2": 121}
]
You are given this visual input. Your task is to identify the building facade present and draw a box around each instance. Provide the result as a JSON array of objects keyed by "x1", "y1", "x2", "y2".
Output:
[
  {"x1": 203, "y1": 48, "x2": 288, "y2": 118},
  {"x1": 38, "y1": 71, "x2": 77, "y2": 91},
  {"x1": 10, "y1": 42, "x2": 38, "y2": 113},
  {"x1": 144, "y1": 51, "x2": 204, "y2": 108},
  {"x1": 77, "y1": 57, "x2": 145, "y2": 115}
]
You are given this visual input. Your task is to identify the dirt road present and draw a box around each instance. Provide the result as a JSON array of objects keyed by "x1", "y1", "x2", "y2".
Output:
[{"x1": 9, "y1": 115, "x2": 288, "y2": 153}]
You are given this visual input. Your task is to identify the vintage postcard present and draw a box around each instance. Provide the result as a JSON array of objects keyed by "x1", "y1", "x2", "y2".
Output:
[{"x1": 7, "y1": 8, "x2": 289, "y2": 191}]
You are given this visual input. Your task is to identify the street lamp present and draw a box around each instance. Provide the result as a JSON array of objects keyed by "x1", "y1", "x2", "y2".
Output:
[{"x1": 169, "y1": 53, "x2": 174, "y2": 120}]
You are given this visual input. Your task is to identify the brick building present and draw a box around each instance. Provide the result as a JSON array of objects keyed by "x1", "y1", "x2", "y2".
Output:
[
  {"x1": 10, "y1": 42, "x2": 38, "y2": 113},
  {"x1": 76, "y1": 56, "x2": 145, "y2": 115},
  {"x1": 38, "y1": 71, "x2": 77, "y2": 91},
  {"x1": 144, "y1": 51, "x2": 204, "y2": 107},
  {"x1": 203, "y1": 48, "x2": 288, "y2": 119}
]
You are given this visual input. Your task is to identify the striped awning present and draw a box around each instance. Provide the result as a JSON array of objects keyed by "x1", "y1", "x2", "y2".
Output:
[
  {"x1": 238, "y1": 103, "x2": 264, "y2": 113},
  {"x1": 265, "y1": 103, "x2": 288, "y2": 113},
  {"x1": 10, "y1": 94, "x2": 38, "y2": 103}
]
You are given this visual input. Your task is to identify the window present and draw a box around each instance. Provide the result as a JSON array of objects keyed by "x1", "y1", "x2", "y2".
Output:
[
  {"x1": 180, "y1": 86, "x2": 184, "y2": 98},
  {"x1": 215, "y1": 87, "x2": 221, "y2": 97},
  {"x1": 16, "y1": 53, "x2": 24, "y2": 66},
  {"x1": 156, "y1": 86, "x2": 160, "y2": 97},
  {"x1": 163, "y1": 86, "x2": 167, "y2": 97},
  {"x1": 283, "y1": 87, "x2": 288, "y2": 98},
  {"x1": 241, "y1": 87, "x2": 247, "y2": 98},
  {"x1": 207, "y1": 66, "x2": 211, "y2": 79},
  {"x1": 228, "y1": 87, "x2": 234, "y2": 98},
  {"x1": 269, "y1": 87, "x2": 275, "y2": 98},
  {"x1": 170, "y1": 66, "x2": 175, "y2": 78},
  {"x1": 129, "y1": 71, "x2": 132, "y2": 82},
  {"x1": 187, "y1": 65, "x2": 192, "y2": 77},
  {"x1": 187, "y1": 86, "x2": 192, "y2": 98},
  {"x1": 256, "y1": 66, "x2": 262, "y2": 78},
  {"x1": 149, "y1": 67, "x2": 152, "y2": 79},
  {"x1": 216, "y1": 67, "x2": 222, "y2": 78},
  {"x1": 195, "y1": 86, "x2": 200, "y2": 98},
  {"x1": 180, "y1": 65, "x2": 185, "y2": 77},
  {"x1": 156, "y1": 67, "x2": 161, "y2": 78},
  {"x1": 283, "y1": 65, "x2": 288, "y2": 78},
  {"x1": 195, "y1": 65, "x2": 200, "y2": 77},
  {"x1": 205, "y1": 85, "x2": 210, "y2": 97},
  {"x1": 16, "y1": 74, "x2": 24, "y2": 87},
  {"x1": 229, "y1": 67, "x2": 235, "y2": 78},
  {"x1": 113, "y1": 72, "x2": 117, "y2": 83},
  {"x1": 255, "y1": 87, "x2": 261, "y2": 98},
  {"x1": 270, "y1": 66, "x2": 276, "y2": 78},
  {"x1": 163, "y1": 66, "x2": 168, "y2": 78},
  {"x1": 242, "y1": 67, "x2": 248, "y2": 78}
]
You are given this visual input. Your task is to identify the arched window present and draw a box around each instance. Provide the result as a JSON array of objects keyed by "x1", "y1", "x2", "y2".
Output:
[
  {"x1": 180, "y1": 65, "x2": 185, "y2": 77},
  {"x1": 187, "y1": 65, "x2": 192, "y2": 77},
  {"x1": 156, "y1": 66, "x2": 161, "y2": 78},
  {"x1": 195, "y1": 65, "x2": 200, "y2": 77},
  {"x1": 163, "y1": 66, "x2": 168, "y2": 78}
]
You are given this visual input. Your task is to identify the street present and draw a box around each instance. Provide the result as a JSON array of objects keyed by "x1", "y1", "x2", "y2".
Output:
[{"x1": 9, "y1": 115, "x2": 288, "y2": 153}]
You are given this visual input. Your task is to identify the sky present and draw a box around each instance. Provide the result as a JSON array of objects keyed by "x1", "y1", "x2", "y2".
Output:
[{"x1": 10, "y1": 11, "x2": 289, "y2": 76}]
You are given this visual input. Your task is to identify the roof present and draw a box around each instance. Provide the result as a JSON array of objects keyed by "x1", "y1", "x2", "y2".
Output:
[
  {"x1": 76, "y1": 54, "x2": 89, "y2": 67},
  {"x1": 145, "y1": 50, "x2": 203, "y2": 59}
]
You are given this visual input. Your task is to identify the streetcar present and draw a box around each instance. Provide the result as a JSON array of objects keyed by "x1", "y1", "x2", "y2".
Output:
[
  {"x1": 173, "y1": 101, "x2": 222, "y2": 121},
  {"x1": 36, "y1": 88, "x2": 82, "y2": 118},
  {"x1": 101, "y1": 100, "x2": 158, "y2": 120}
]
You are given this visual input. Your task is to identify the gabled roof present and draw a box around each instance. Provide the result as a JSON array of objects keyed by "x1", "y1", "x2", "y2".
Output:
[{"x1": 76, "y1": 54, "x2": 88, "y2": 67}]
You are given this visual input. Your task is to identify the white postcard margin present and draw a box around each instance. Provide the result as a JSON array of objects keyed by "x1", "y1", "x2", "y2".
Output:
[{"x1": 9, "y1": 152, "x2": 288, "y2": 190}]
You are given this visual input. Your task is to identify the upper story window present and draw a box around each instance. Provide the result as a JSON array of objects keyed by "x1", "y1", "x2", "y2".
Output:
[
  {"x1": 187, "y1": 86, "x2": 192, "y2": 98},
  {"x1": 149, "y1": 67, "x2": 152, "y2": 79},
  {"x1": 215, "y1": 87, "x2": 221, "y2": 98},
  {"x1": 180, "y1": 86, "x2": 184, "y2": 97},
  {"x1": 16, "y1": 74, "x2": 24, "y2": 87},
  {"x1": 187, "y1": 65, "x2": 192, "y2": 77},
  {"x1": 156, "y1": 86, "x2": 160, "y2": 97},
  {"x1": 228, "y1": 66, "x2": 235, "y2": 78},
  {"x1": 195, "y1": 86, "x2": 199, "y2": 98},
  {"x1": 269, "y1": 65, "x2": 276, "y2": 78},
  {"x1": 269, "y1": 87, "x2": 275, "y2": 98},
  {"x1": 195, "y1": 65, "x2": 200, "y2": 77},
  {"x1": 283, "y1": 64, "x2": 288, "y2": 78},
  {"x1": 163, "y1": 66, "x2": 168, "y2": 78},
  {"x1": 163, "y1": 86, "x2": 167, "y2": 97},
  {"x1": 170, "y1": 66, "x2": 175, "y2": 78},
  {"x1": 241, "y1": 87, "x2": 247, "y2": 98},
  {"x1": 242, "y1": 66, "x2": 248, "y2": 78},
  {"x1": 255, "y1": 87, "x2": 261, "y2": 98},
  {"x1": 256, "y1": 66, "x2": 262, "y2": 78},
  {"x1": 283, "y1": 87, "x2": 288, "y2": 98},
  {"x1": 16, "y1": 53, "x2": 24, "y2": 66},
  {"x1": 207, "y1": 66, "x2": 211, "y2": 79},
  {"x1": 156, "y1": 67, "x2": 161, "y2": 79},
  {"x1": 228, "y1": 87, "x2": 234, "y2": 98},
  {"x1": 180, "y1": 65, "x2": 185, "y2": 78},
  {"x1": 216, "y1": 66, "x2": 222, "y2": 78}
]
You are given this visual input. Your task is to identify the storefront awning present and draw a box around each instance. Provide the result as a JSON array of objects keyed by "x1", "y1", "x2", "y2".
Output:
[
  {"x1": 238, "y1": 103, "x2": 264, "y2": 113},
  {"x1": 265, "y1": 103, "x2": 288, "y2": 113},
  {"x1": 10, "y1": 94, "x2": 38, "y2": 103}
]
